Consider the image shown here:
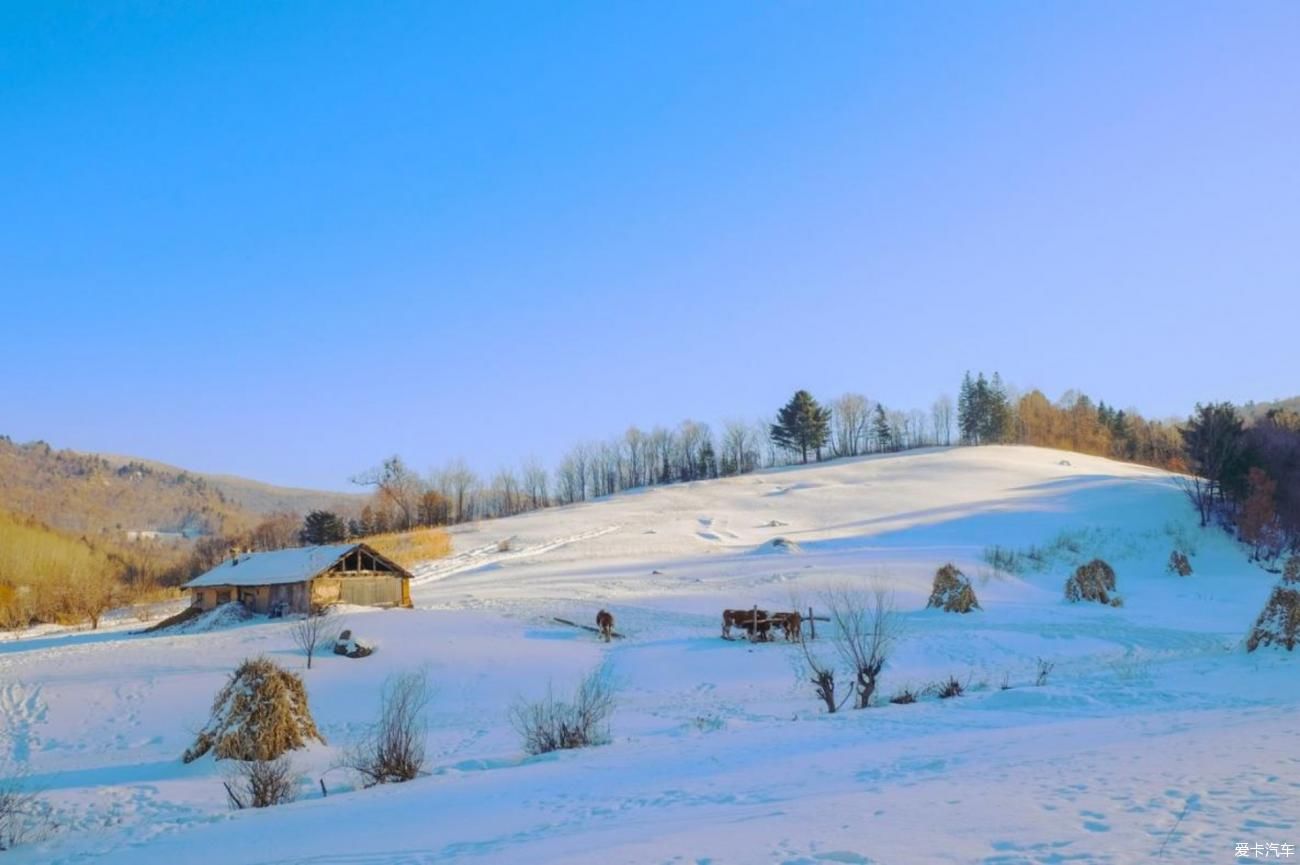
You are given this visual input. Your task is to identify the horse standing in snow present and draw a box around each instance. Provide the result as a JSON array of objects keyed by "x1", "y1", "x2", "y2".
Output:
[{"x1": 596, "y1": 609, "x2": 615, "y2": 642}]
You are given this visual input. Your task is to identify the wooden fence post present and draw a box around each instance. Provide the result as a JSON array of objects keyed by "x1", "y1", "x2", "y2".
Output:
[
  {"x1": 751, "y1": 606, "x2": 759, "y2": 643},
  {"x1": 809, "y1": 606, "x2": 816, "y2": 641}
]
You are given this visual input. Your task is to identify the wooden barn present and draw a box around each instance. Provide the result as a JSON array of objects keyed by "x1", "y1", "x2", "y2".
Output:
[{"x1": 182, "y1": 543, "x2": 413, "y2": 614}]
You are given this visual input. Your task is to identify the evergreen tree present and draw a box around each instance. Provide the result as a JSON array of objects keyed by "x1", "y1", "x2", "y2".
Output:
[
  {"x1": 699, "y1": 439, "x2": 718, "y2": 479},
  {"x1": 872, "y1": 404, "x2": 894, "y2": 452},
  {"x1": 958, "y1": 372, "x2": 978, "y2": 445},
  {"x1": 770, "y1": 390, "x2": 832, "y2": 464},
  {"x1": 300, "y1": 510, "x2": 346, "y2": 545}
]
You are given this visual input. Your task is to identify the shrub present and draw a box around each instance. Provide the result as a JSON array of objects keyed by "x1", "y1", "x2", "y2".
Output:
[
  {"x1": 1035, "y1": 658, "x2": 1055, "y2": 687},
  {"x1": 1167, "y1": 551, "x2": 1193, "y2": 577},
  {"x1": 932, "y1": 675, "x2": 964, "y2": 699},
  {"x1": 1064, "y1": 559, "x2": 1118, "y2": 605},
  {"x1": 511, "y1": 670, "x2": 615, "y2": 755},
  {"x1": 889, "y1": 687, "x2": 918, "y2": 705},
  {"x1": 0, "y1": 764, "x2": 51, "y2": 851},
  {"x1": 223, "y1": 756, "x2": 297, "y2": 809},
  {"x1": 1246, "y1": 585, "x2": 1300, "y2": 652},
  {"x1": 346, "y1": 671, "x2": 430, "y2": 786},
  {"x1": 927, "y1": 563, "x2": 981, "y2": 613},
  {"x1": 183, "y1": 657, "x2": 323, "y2": 763}
]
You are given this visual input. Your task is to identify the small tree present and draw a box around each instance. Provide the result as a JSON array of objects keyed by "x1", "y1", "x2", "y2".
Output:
[
  {"x1": 223, "y1": 756, "x2": 297, "y2": 809},
  {"x1": 825, "y1": 585, "x2": 900, "y2": 709},
  {"x1": 511, "y1": 669, "x2": 615, "y2": 755},
  {"x1": 346, "y1": 671, "x2": 430, "y2": 786},
  {"x1": 290, "y1": 606, "x2": 336, "y2": 670}
]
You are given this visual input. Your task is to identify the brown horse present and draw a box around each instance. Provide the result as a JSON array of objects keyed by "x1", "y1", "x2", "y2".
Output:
[
  {"x1": 770, "y1": 610, "x2": 803, "y2": 642},
  {"x1": 722, "y1": 608, "x2": 771, "y2": 641},
  {"x1": 596, "y1": 609, "x2": 615, "y2": 642}
]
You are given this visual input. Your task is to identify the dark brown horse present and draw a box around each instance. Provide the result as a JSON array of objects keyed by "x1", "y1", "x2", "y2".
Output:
[{"x1": 596, "y1": 609, "x2": 615, "y2": 642}]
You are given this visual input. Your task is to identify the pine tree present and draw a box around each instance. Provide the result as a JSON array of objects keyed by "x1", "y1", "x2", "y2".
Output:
[
  {"x1": 770, "y1": 390, "x2": 832, "y2": 464},
  {"x1": 872, "y1": 404, "x2": 894, "y2": 452},
  {"x1": 300, "y1": 510, "x2": 346, "y2": 545},
  {"x1": 699, "y1": 440, "x2": 718, "y2": 479},
  {"x1": 958, "y1": 371, "x2": 978, "y2": 445}
]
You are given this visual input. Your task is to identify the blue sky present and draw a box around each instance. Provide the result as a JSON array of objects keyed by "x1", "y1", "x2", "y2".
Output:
[{"x1": 2, "y1": 2, "x2": 1297, "y2": 490}]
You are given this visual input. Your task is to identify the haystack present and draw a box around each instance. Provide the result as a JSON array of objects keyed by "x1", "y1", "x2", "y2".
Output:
[
  {"x1": 1246, "y1": 585, "x2": 1300, "y2": 652},
  {"x1": 1167, "y1": 550, "x2": 1193, "y2": 577},
  {"x1": 927, "y1": 564, "x2": 980, "y2": 613},
  {"x1": 1064, "y1": 559, "x2": 1119, "y2": 606},
  {"x1": 1283, "y1": 555, "x2": 1299, "y2": 586},
  {"x1": 183, "y1": 657, "x2": 323, "y2": 763}
]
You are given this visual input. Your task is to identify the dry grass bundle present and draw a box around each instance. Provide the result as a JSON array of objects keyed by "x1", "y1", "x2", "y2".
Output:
[
  {"x1": 1246, "y1": 585, "x2": 1300, "y2": 652},
  {"x1": 364, "y1": 527, "x2": 452, "y2": 567},
  {"x1": 927, "y1": 563, "x2": 981, "y2": 613},
  {"x1": 889, "y1": 687, "x2": 918, "y2": 705},
  {"x1": 1167, "y1": 550, "x2": 1193, "y2": 577},
  {"x1": 183, "y1": 657, "x2": 323, "y2": 763},
  {"x1": 1064, "y1": 559, "x2": 1119, "y2": 606},
  {"x1": 1283, "y1": 555, "x2": 1300, "y2": 586}
]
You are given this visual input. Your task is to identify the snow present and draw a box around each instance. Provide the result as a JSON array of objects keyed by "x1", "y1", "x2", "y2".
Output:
[{"x1": 1, "y1": 445, "x2": 1295, "y2": 864}]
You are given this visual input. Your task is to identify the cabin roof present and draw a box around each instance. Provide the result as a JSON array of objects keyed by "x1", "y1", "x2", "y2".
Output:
[{"x1": 182, "y1": 543, "x2": 407, "y2": 588}]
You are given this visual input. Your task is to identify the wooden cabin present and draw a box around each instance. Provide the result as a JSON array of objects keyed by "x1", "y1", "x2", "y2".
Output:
[{"x1": 182, "y1": 543, "x2": 413, "y2": 614}]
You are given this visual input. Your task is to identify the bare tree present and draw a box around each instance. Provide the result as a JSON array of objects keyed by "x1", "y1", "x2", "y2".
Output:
[
  {"x1": 346, "y1": 671, "x2": 430, "y2": 786},
  {"x1": 290, "y1": 606, "x2": 336, "y2": 670},
  {"x1": 437, "y1": 459, "x2": 480, "y2": 524},
  {"x1": 521, "y1": 458, "x2": 550, "y2": 510},
  {"x1": 798, "y1": 633, "x2": 842, "y2": 714},
  {"x1": 721, "y1": 419, "x2": 759, "y2": 476},
  {"x1": 352, "y1": 456, "x2": 424, "y2": 531},
  {"x1": 489, "y1": 468, "x2": 521, "y2": 517},
  {"x1": 77, "y1": 568, "x2": 118, "y2": 630},
  {"x1": 824, "y1": 585, "x2": 900, "y2": 709},
  {"x1": 831, "y1": 393, "x2": 871, "y2": 458},
  {"x1": 932, "y1": 394, "x2": 954, "y2": 447},
  {"x1": 223, "y1": 756, "x2": 297, "y2": 809}
]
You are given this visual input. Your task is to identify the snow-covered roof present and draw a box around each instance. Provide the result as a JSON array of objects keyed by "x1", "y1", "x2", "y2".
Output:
[{"x1": 183, "y1": 544, "x2": 359, "y2": 588}]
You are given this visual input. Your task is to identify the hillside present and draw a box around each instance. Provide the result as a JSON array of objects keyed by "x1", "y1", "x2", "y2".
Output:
[
  {"x1": 2, "y1": 446, "x2": 1295, "y2": 865},
  {"x1": 0, "y1": 437, "x2": 360, "y2": 543}
]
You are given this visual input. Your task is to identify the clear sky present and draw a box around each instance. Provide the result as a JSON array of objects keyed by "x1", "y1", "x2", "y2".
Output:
[{"x1": 2, "y1": 2, "x2": 1297, "y2": 490}]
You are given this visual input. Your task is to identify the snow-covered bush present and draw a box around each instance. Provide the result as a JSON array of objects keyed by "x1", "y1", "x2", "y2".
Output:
[
  {"x1": 927, "y1": 563, "x2": 981, "y2": 613},
  {"x1": 1064, "y1": 559, "x2": 1119, "y2": 606},
  {"x1": 223, "y1": 756, "x2": 297, "y2": 809},
  {"x1": 511, "y1": 669, "x2": 615, "y2": 755},
  {"x1": 183, "y1": 657, "x2": 323, "y2": 763},
  {"x1": 1167, "y1": 550, "x2": 1193, "y2": 577},
  {"x1": 1246, "y1": 585, "x2": 1300, "y2": 652},
  {"x1": 346, "y1": 671, "x2": 430, "y2": 786}
]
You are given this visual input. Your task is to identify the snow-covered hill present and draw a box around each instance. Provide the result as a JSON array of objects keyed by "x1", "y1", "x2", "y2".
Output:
[{"x1": 2, "y1": 446, "x2": 1295, "y2": 865}]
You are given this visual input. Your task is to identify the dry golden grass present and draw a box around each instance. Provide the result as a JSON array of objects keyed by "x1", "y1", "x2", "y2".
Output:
[{"x1": 364, "y1": 526, "x2": 452, "y2": 567}]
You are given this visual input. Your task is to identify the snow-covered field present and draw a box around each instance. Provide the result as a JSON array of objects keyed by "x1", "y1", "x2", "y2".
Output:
[{"x1": 2, "y1": 446, "x2": 1295, "y2": 864}]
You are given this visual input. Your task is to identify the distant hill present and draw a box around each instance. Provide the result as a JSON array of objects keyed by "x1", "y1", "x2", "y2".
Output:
[
  {"x1": 0, "y1": 436, "x2": 362, "y2": 543},
  {"x1": 1242, "y1": 396, "x2": 1300, "y2": 421},
  {"x1": 99, "y1": 455, "x2": 364, "y2": 518}
]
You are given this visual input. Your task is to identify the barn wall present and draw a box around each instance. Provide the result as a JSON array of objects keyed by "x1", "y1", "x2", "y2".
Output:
[{"x1": 311, "y1": 572, "x2": 404, "y2": 608}]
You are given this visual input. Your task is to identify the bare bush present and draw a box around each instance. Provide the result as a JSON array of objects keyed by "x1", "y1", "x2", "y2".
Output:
[
  {"x1": 927, "y1": 563, "x2": 981, "y2": 613},
  {"x1": 1284, "y1": 555, "x2": 1300, "y2": 586},
  {"x1": 511, "y1": 669, "x2": 615, "y2": 755},
  {"x1": 1167, "y1": 550, "x2": 1193, "y2": 577},
  {"x1": 1064, "y1": 559, "x2": 1118, "y2": 605},
  {"x1": 1035, "y1": 658, "x2": 1055, "y2": 687},
  {"x1": 930, "y1": 675, "x2": 965, "y2": 699},
  {"x1": 290, "y1": 606, "x2": 337, "y2": 670},
  {"x1": 346, "y1": 671, "x2": 430, "y2": 786},
  {"x1": 223, "y1": 756, "x2": 297, "y2": 810},
  {"x1": 889, "y1": 686, "x2": 918, "y2": 705},
  {"x1": 825, "y1": 585, "x2": 900, "y2": 709},
  {"x1": 184, "y1": 657, "x2": 323, "y2": 763},
  {"x1": 0, "y1": 764, "x2": 51, "y2": 850}
]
